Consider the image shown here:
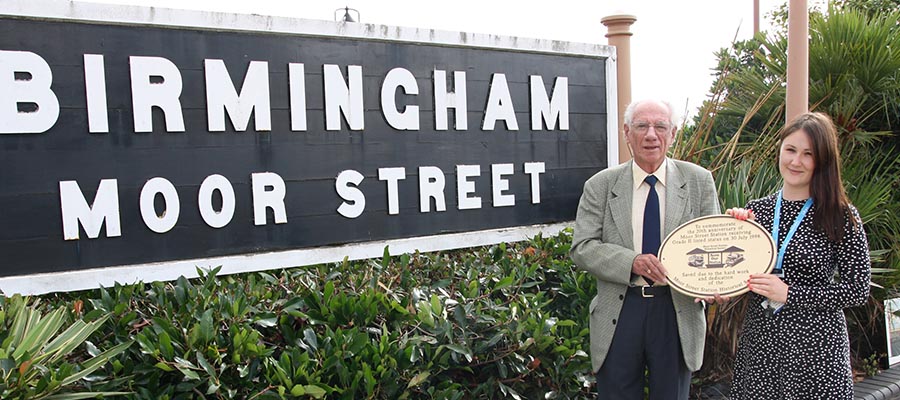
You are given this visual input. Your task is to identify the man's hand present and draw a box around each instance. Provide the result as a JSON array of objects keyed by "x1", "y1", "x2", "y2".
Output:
[{"x1": 632, "y1": 254, "x2": 668, "y2": 284}]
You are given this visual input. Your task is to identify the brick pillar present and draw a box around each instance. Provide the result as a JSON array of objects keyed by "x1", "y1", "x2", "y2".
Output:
[
  {"x1": 601, "y1": 14, "x2": 637, "y2": 164},
  {"x1": 786, "y1": 0, "x2": 809, "y2": 122}
]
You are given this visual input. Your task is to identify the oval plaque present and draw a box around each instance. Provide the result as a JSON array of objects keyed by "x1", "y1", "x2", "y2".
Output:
[{"x1": 659, "y1": 215, "x2": 775, "y2": 297}]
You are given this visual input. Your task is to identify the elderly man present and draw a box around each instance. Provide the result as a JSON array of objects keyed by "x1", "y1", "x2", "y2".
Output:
[{"x1": 570, "y1": 99, "x2": 720, "y2": 399}]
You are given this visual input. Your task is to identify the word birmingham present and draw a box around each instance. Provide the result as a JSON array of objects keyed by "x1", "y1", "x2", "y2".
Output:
[
  {"x1": 59, "y1": 162, "x2": 545, "y2": 240},
  {"x1": 0, "y1": 50, "x2": 570, "y2": 134}
]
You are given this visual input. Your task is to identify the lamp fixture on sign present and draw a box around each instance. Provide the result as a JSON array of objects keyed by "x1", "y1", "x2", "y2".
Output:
[{"x1": 335, "y1": 7, "x2": 359, "y2": 23}]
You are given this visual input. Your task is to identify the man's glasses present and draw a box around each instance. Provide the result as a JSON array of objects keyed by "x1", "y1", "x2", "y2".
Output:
[{"x1": 631, "y1": 122, "x2": 672, "y2": 133}]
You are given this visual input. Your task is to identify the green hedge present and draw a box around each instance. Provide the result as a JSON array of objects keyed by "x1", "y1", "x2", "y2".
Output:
[{"x1": 2, "y1": 229, "x2": 597, "y2": 399}]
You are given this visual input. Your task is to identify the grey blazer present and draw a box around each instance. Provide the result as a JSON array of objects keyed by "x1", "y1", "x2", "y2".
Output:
[{"x1": 570, "y1": 159, "x2": 720, "y2": 372}]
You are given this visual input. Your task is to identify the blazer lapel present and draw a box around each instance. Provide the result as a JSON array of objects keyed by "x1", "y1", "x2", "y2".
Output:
[
  {"x1": 609, "y1": 162, "x2": 634, "y2": 249},
  {"x1": 665, "y1": 161, "x2": 688, "y2": 236}
]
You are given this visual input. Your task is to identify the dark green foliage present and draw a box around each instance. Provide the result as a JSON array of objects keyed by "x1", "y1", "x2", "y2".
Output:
[{"x1": 8, "y1": 229, "x2": 597, "y2": 399}]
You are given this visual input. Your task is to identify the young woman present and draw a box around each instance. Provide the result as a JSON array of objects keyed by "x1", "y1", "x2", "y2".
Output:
[{"x1": 726, "y1": 112, "x2": 871, "y2": 399}]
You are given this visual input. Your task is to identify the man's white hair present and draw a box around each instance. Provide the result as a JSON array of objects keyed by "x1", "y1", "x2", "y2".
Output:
[{"x1": 623, "y1": 99, "x2": 681, "y2": 128}]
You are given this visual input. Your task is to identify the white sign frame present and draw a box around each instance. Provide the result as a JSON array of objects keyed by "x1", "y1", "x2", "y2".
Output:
[{"x1": 0, "y1": 0, "x2": 617, "y2": 295}]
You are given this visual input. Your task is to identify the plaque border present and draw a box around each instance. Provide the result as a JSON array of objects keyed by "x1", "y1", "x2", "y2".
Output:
[{"x1": 659, "y1": 215, "x2": 775, "y2": 298}]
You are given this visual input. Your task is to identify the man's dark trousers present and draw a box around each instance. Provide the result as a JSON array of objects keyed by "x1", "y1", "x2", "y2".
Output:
[{"x1": 595, "y1": 286, "x2": 690, "y2": 400}]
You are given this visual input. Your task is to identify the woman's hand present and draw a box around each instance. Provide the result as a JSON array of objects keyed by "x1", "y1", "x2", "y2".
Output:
[
  {"x1": 747, "y1": 273, "x2": 788, "y2": 303},
  {"x1": 694, "y1": 293, "x2": 731, "y2": 304},
  {"x1": 725, "y1": 207, "x2": 755, "y2": 221}
]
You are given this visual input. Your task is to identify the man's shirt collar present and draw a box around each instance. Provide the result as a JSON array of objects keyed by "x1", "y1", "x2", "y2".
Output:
[{"x1": 632, "y1": 158, "x2": 668, "y2": 191}]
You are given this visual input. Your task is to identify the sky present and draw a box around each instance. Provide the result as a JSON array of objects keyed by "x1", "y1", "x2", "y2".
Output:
[{"x1": 79, "y1": 0, "x2": 813, "y2": 124}]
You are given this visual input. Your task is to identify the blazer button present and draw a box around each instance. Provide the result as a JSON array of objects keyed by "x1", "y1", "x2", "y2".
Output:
[
  {"x1": 612, "y1": 319, "x2": 617, "y2": 325},
  {"x1": 619, "y1": 294, "x2": 624, "y2": 300}
]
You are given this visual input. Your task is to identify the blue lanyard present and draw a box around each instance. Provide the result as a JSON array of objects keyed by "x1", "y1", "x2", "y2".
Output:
[{"x1": 772, "y1": 190, "x2": 813, "y2": 274}]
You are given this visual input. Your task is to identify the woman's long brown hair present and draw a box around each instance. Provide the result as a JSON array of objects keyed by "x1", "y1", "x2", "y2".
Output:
[{"x1": 779, "y1": 112, "x2": 858, "y2": 242}]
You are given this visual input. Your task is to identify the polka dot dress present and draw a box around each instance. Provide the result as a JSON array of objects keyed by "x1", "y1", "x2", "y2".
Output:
[{"x1": 730, "y1": 193, "x2": 871, "y2": 400}]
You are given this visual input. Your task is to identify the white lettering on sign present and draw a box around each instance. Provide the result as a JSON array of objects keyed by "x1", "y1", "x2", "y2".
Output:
[
  {"x1": 1, "y1": 51, "x2": 570, "y2": 135},
  {"x1": 456, "y1": 165, "x2": 482, "y2": 210},
  {"x1": 139, "y1": 177, "x2": 180, "y2": 234},
  {"x1": 530, "y1": 76, "x2": 569, "y2": 131},
  {"x1": 336, "y1": 169, "x2": 366, "y2": 218},
  {"x1": 419, "y1": 166, "x2": 447, "y2": 213},
  {"x1": 59, "y1": 179, "x2": 121, "y2": 240},
  {"x1": 324, "y1": 64, "x2": 364, "y2": 131},
  {"x1": 56, "y1": 162, "x2": 545, "y2": 238},
  {"x1": 482, "y1": 73, "x2": 518, "y2": 131},
  {"x1": 378, "y1": 167, "x2": 406, "y2": 215},
  {"x1": 433, "y1": 70, "x2": 468, "y2": 131},
  {"x1": 288, "y1": 63, "x2": 307, "y2": 131},
  {"x1": 491, "y1": 163, "x2": 515, "y2": 207},
  {"x1": 83, "y1": 54, "x2": 109, "y2": 133},
  {"x1": 251, "y1": 172, "x2": 287, "y2": 225},
  {"x1": 205, "y1": 59, "x2": 272, "y2": 132},
  {"x1": 381, "y1": 67, "x2": 419, "y2": 130},
  {"x1": 0, "y1": 50, "x2": 60, "y2": 134},
  {"x1": 524, "y1": 162, "x2": 546, "y2": 204},
  {"x1": 129, "y1": 56, "x2": 185, "y2": 133},
  {"x1": 198, "y1": 174, "x2": 236, "y2": 228}
]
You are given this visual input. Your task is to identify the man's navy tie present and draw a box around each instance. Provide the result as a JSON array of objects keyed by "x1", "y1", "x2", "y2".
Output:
[{"x1": 642, "y1": 175, "x2": 661, "y2": 257}]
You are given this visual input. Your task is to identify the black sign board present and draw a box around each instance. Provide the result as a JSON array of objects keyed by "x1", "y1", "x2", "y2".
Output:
[{"x1": 0, "y1": 1, "x2": 616, "y2": 294}]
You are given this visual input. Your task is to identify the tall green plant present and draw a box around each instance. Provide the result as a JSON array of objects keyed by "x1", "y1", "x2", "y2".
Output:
[
  {"x1": 676, "y1": 5, "x2": 900, "y2": 273},
  {"x1": 0, "y1": 295, "x2": 132, "y2": 399},
  {"x1": 676, "y1": 3, "x2": 900, "y2": 386}
]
